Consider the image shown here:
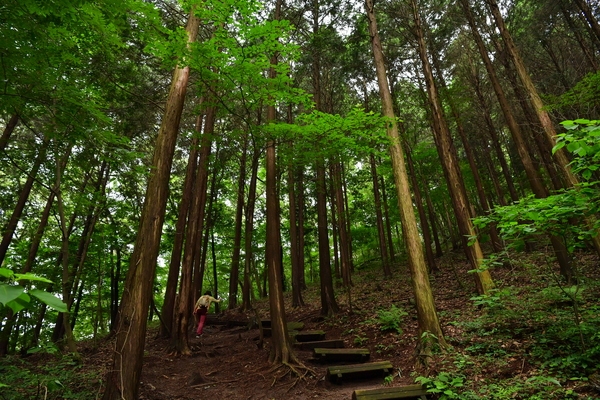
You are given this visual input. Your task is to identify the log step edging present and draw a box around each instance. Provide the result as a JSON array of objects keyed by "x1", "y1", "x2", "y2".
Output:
[
  {"x1": 352, "y1": 384, "x2": 429, "y2": 400},
  {"x1": 313, "y1": 347, "x2": 370, "y2": 363},
  {"x1": 294, "y1": 330, "x2": 326, "y2": 342},
  {"x1": 326, "y1": 360, "x2": 393, "y2": 384},
  {"x1": 294, "y1": 339, "x2": 344, "y2": 350}
]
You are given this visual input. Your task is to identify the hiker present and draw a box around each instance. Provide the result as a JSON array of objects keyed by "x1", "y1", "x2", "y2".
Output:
[{"x1": 193, "y1": 291, "x2": 221, "y2": 336}]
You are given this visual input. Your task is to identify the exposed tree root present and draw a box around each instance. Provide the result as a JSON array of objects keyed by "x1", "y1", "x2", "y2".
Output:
[{"x1": 268, "y1": 360, "x2": 316, "y2": 388}]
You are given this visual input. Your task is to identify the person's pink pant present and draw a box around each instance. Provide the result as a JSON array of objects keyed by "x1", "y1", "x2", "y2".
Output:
[{"x1": 196, "y1": 307, "x2": 207, "y2": 335}]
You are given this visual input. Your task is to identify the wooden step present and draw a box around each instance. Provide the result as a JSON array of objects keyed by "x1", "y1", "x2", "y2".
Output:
[
  {"x1": 294, "y1": 339, "x2": 344, "y2": 351},
  {"x1": 294, "y1": 330, "x2": 326, "y2": 342},
  {"x1": 287, "y1": 321, "x2": 304, "y2": 331},
  {"x1": 313, "y1": 347, "x2": 370, "y2": 363},
  {"x1": 352, "y1": 384, "x2": 428, "y2": 400},
  {"x1": 260, "y1": 322, "x2": 304, "y2": 337},
  {"x1": 260, "y1": 321, "x2": 304, "y2": 331},
  {"x1": 326, "y1": 361, "x2": 393, "y2": 384},
  {"x1": 262, "y1": 328, "x2": 300, "y2": 338},
  {"x1": 204, "y1": 314, "x2": 248, "y2": 327}
]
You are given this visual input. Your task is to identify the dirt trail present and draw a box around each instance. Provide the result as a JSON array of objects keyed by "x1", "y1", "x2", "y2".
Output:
[
  {"x1": 136, "y1": 263, "x2": 440, "y2": 399},
  {"x1": 137, "y1": 308, "x2": 420, "y2": 399}
]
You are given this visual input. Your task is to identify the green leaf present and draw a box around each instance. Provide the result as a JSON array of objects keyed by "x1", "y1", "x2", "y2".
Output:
[
  {"x1": 0, "y1": 268, "x2": 14, "y2": 279},
  {"x1": 6, "y1": 292, "x2": 31, "y2": 313},
  {"x1": 574, "y1": 118, "x2": 590, "y2": 125},
  {"x1": 29, "y1": 289, "x2": 68, "y2": 312},
  {"x1": 552, "y1": 141, "x2": 565, "y2": 154},
  {"x1": 0, "y1": 283, "x2": 24, "y2": 306},
  {"x1": 14, "y1": 273, "x2": 53, "y2": 283}
]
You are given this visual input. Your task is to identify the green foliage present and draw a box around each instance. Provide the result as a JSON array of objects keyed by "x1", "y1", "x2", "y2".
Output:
[
  {"x1": 475, "y1": 119, "x2": 600, "y2": 254},
  {"x1": 474, "y1": 375, "x2": 579, "y2": 400},
  {"x1": 415, "y1": 372, "x2": 465, "y2": 399},
  {"x1": 547, "y1": 72, "x2": 600, "y2": 116},
  {"x1": 0, "y1": 268, "x2": 66, "y2": 313},
  {"x1": 470, "y1": 288, "x2": 512, "y2": 311},
  {"x1": 473, "y1": 187, "x2": 600, "y2": 253},
  {"x1": 555, "y1": 119, "x2": 600, "y2": 180},
  {"x1": 539, "y1": 285, "x2": 585, "y2": 304},
  {"x1": 363, "y1": 304, "x2": 408, "y2": 334},
  {"x1": 353, "y1": 335, "x2": 368, "y2": 346},
  {"x1": 268, "y1": 107, "x2": 390, "y2": 165},
  {"x1": 0, "y1": 354, "x2": 102, "y2": 399}
]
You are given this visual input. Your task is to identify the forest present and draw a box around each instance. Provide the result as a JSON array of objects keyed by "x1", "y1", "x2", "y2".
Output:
[{"x1": 0, "y1": 0, "x2": 599, "y2": 398}]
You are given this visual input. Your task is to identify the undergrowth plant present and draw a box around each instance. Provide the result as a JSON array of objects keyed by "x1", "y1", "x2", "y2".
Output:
[
  {"x1": 0, "y1": 354, "x2": 102, "y2": 400},
  {"x1": 371, "y1": 304, "x2": 407, "y2": 334}
]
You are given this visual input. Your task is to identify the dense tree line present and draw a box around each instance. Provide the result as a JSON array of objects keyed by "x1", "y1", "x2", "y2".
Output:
[{"x1": 1, "y1": 0, "x2": 598, "y2": 397}]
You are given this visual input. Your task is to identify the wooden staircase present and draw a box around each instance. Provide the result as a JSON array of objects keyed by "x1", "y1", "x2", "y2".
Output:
[{"x1": 261, "y1": 320, "x2": 428, "y2": 399}]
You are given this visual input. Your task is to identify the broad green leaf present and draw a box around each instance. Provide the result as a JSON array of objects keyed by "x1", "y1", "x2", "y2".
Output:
[
  {"x1": 14, "y1": 273, "x2": 53, "y2": 283},
  {"x1": 0, "y1": 268, "x2": 13, "y2": 279},
  {"x1": 552, "y1": 141, "x2": 565, "y2": 154},
  {"x1": 6, "y1": 292, "x2": 31, "y2": 313},
  {"x1": 29, "y1": 289, "x2": 68, "y2": 312},
  {"x1": 0, "y1": 283, "x2": 24, "y2": 306}
]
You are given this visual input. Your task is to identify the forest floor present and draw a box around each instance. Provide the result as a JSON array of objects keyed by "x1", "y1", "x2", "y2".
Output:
[{"x1": 5, "y1": 248, "x2": 600, "y2": 399}]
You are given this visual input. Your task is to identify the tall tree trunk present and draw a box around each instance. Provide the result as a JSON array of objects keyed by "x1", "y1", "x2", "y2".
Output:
[
  {"x1": 297, "y1": 167, "x2": 307, "y2": 290},
  {"x1": 171, "y1": 106, "x2": 215, "y2": 355},
  {"x1": 422, "y1": 180, "x2": 443, "y2": 257},
  {"x1": 493, "y1": 46, "x2": 565, "y2": 191},
  {"x1": 328, "y1": 171, "x2": 341, "y2": 279},
  {"x1": 430, "y1": 56, "x2": 502, "y2": 253},
  {"x1": 160, "y1": 116, "x2": 202, "y2": 338},
  {"x1": 207, "y1": 148, "x2": 222, "y2": 313},
  {"x1": 405, "y1": 148, "x2": 437, "y2": 273},
  {"x1": 192, "y1": 104, "x2": 216, "y2": 303},
  {"x1": 467, "y1": 63, "x2": 519, "y2": 202},
  {"x1": 55, "y1": 157, "x2": 79, "y2": 358},
  {"x1": 316, "y1": 158, "x2": 340, "y2": 316},
  {"x1": 332, "y1": 161, "x2": 353, "y2": 284},
  {"x1": 461, "y1": 0, "x2": 545, "y2": 195},
  {"x1": 560, "y1": 5, "x2": 599, "y2": 70},
  {"x1": 109, "y1": 246, "x2": 121, "y2": 333},
  {"x1": 288, "y1": 146, "x2": 304, "y2": 308},
  {"x1": 380, "y1": 175, "x2": 396, "y2": 262},
  {"x1": 0, "y1": 135, "x2": 50, "y2": 265},
  {"x1": 369, "y1": 154, "x2": 391, "y2": 275},
  {"x1": 573, "y1": 0, "x2": 600, "y2": 46},
  {"x1": 228, "y1": 134, "x2": 248, "y2": 309},
  {"x1": 365, "y1": 0, "x2": 446, "y2": 348},
  {"x1": 462, "y1": 0, "x2": 577, "y2": 283},
  {"x1": 485, "y1": 0, "x2": 579, "y2": 188},
  {"x1": 488, "y1": 0, "x2": 595, "y2": 266},
  {"x1": 0, "y1": 113, "x2": 19, "y2": 151},
  {"x1": 311, "y1": 0, "x2": 339, "y2": 316},
  {"x1": 211, "y1": 228, "x2": 219, "y2": 314},
  {"x1": 341, "y1": 164, "x2": 355, "y2": 272},
  {"x1": 242, "y1": 145, "x2": 260, "y2": 311},
  {"x1": 288, "y1": 164, "x2": 304, "y2": 306},
  {"x1": 265, "y1": 0, "x2": 296, "y2": 364},
  {"x1": 266, "y1": 135, "x2": 295, "y2": 363},
  {"x1": 413, "y1": 0, "x2": 493, "y2": 295},
  {"x1": 482, "y1": 150, "x2": 508, "y2": 207},
  {"x1": 102, "y1": 9, "x2": 200, "y2": 400}
]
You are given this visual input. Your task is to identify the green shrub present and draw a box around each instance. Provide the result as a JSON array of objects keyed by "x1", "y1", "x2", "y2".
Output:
[{"x1": 375, "y1": 304, "x2": 407, "y2": 334}]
